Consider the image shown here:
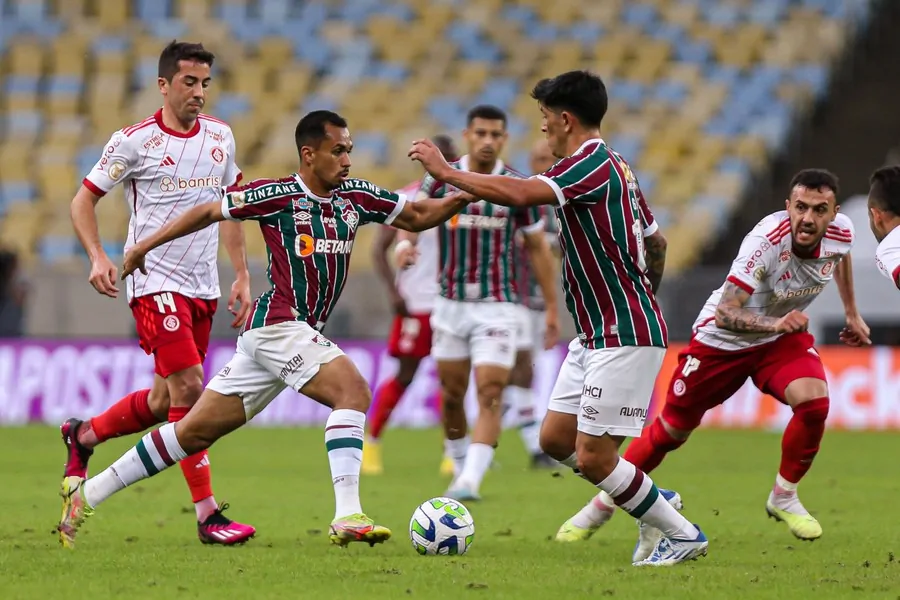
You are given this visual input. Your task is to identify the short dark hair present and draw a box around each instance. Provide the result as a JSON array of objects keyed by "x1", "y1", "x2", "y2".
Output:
[
  {"x1": 531, "y1": 70, "x2": 608, "y2": 129},
  {"x1": 431, "y1": 134, "x2": 457, "y2": 160},
  {"x1": 789, "y1": 169, "x2": 839, "y2": 196},
  {"x1": 466, "y1": 105, "x2": 507, "y2": 127},
  {"x1": 158, "y1": 40, "x2": 215, "y2": 81},
  {"x1": 869, "y1": 165, "x2": 900, "y2": 215},
  {"x1": 295, "y1": 110, "x2": 349, "y2": 153}
]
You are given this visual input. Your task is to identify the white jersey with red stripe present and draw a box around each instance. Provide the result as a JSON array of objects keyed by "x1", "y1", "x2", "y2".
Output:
[
  {"x1": 692, "y1": 210, "x2": 854, "y2": 350},
  {"x1": 875, "y1": 225, "x2": 900, "y2": 289},
  {"x1": 83, "y1": 109, "x2": 241, "y2": 302},
  {"x1": 395, "y1": 180, "x2": 438, "y2": 314}
]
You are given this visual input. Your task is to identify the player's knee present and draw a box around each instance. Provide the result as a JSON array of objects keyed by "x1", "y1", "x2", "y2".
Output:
[
  {"x1": 476, "y1": 382, "x2": 504, "y2": 413},
  {"x1": 575, "y1": 446, "x2": 618, "y2": 481},
  {"x1": 173, "y1": 418, "x2": 214, "y2": 455},
  {"x1": 793, "y1": 397, "x2": 829, "y2": 425},
  {"x1": 147, "y1": 389, "x2": 170, "y2": 421},
  {"x1": 395, "y1": 359, "x2": 419, "y2": 387},
  {"x1": 539, "y1": 431, "x2": 572, "y2": 461},
  {"x1": 168, "y1": 375, "x2": 204, "y2": 407},
  {"x1": 332, "y1": 377, "x2": 372, "y2": 413},
  {"x1": 659, "y1": 406, "x2": 701, "y2": 440}
]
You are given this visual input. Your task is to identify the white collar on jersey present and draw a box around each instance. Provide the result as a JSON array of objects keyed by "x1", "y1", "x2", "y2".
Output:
[
  {"x1": 570, "y1": 138, "x2": 605, "y2": 157},
  {"x1": 458, "y1": 154, "x2": 505, "y2": 175},
  {"x1": 293, "y1": 173, "x2": 333, "y2": 202}
]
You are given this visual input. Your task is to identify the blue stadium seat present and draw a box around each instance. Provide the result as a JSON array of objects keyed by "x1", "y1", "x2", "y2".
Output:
[
  {"x1": 4, "y1": 75, "x2": 40, "y2": 94},
  {"x1": 653, "y1": 80, "x2": 688, "y2": 105},
  {"x1": 217, "y1": 1, "x2": 248, "y2": 25},
  {"x1": 4, "y1": 110, "x2": 43, "y2": 136},
  {"x1": 459, "y1": 43, "x2": 501, "y2": 62},
  {"x1": 622, "y1": 4, "x2": 658, "y2": 29},
  {"x1": 747, "y1": 0, "x2": 788, "y2": 27},
  {"x1": 135, "y1": 0, "x2": 171, "y2": 22},
  {"x1": 0, "y1": 182, "x2": 36, "y2": 207},
  {"x1": 569, "y1": 22, "x2": 604, "y2": 47},
  {"x1": 8, "y1": 0, "x2": 47, "y2": 22},
  {"x1": 91, "y1": 35, "x2": 130, "y2": 55},
  {"x1": 501, "y1": 5, "x2": 536, "y2": 26},
  {"x1": 612, "y1": 81, "x2": 645, "y2": 110},
  {"x1": 446, "y1": 22, "x2": 481, "y2": 47},
  {"x1": 301, "y1": 92, "x2": 339, "y2": 114},
  {"x1": 45, "y1": 75, "x2": 83, "y2": 96},
  {"x1": 705, "y1": 4, "x2": 744, "y2": 27},
  {"x1": 370, "y1": 61, "x2": 409, "y2": 84},
  {"x1": 351, "y1": 132, "x2": 390, "y2": 164},
  {"x1": 259, "y1": 0, "x2": 290, "y2": 24},
  {"x1": 472, "y1": 78, "x2": 519, "y2": 111},
  {"x1": 652, "y1": 23, "x2": 687, "y2": 45},
  {"x1": 524, "y1": 22, "x2": 559, "y2": 44},
  {"x1": 611, "y1": 135, "x2": 645, "y2": 162},
  {"x1": 792, "y1": 64, "x2": 829, "y2": 99},
  {"x1": 292, "y1": 35, "x2": 332, "y2": 71},
  {"x1": 674, "y1": 39, "x2": 712, "y2": 64},
  {"x1": 296, "y1": 1, "x2": 328, "y2": 25},
  {"x1": 77, "y1": 148, "x2": 102, "y2": 177},
  {"x1": 426, "y1": 97, "x2": 465, "y2": 131},
  {"x1": 39, "y1": 237, "x2": 78, "y2": 263},
  {"x1": 145, "y1": 19, "x2": 188, "y2": 40},
  {"x1": 214, "y1": 93, "x2": 252, "y2": 122}
]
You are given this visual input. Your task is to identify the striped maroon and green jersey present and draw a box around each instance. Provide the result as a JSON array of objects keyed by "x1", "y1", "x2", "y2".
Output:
[
  {"x1": 535, "y1": 139, "x2": 667, "y2": 349},
  {"x1": 513, "y1": 205, "x2": 558, "y2": 311},
  {"x1": 221, "y1": 174, "x2": 405, "y2": 332},
  {"x1": 420, "y1": 156, "x2": 544, "y2": 303}
]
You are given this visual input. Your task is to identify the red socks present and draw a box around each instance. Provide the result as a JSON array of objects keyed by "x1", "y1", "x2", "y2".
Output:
[
  {"x1": 779, "y1": 397, "x2": 829, "y2": 484},
  {"x1": 369, "y1": 378, "x2": 408, "y2": 440},
  {"x1": 169, "y1": 406, "x2": 214, "y2": 503},
  {"x1": 623, "y1": 417, "x2": 685, "y2": 474},
  {"x1": 87, "y1": 389, "x2": 158, "y2": 443}
]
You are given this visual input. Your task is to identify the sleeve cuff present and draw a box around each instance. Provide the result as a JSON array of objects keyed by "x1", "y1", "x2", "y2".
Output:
[
  {"x1": 892, "y1": 265, "x2": 900, "y2": 290},
  {"x1": 383, "y1": 193, "x2": 408, "y2": 226},
  {"x1": 82, "y1": 178, "x2": 108, "y2": 198},
  {"x1": 726, "y1": 274, "x2": 755, "y2": 295},
  {"x1": 521, "y1": 218, "x2": 546, "y2": 235},
  {"x1": 220, "y1": 190, "x2": 238, "y2": 221},
  {"x1": 643, "y1": 220, "x2": 659, "y2": 237},
  {"x1": 533, "y1": 175, "x2": 566, "y2": 207}
]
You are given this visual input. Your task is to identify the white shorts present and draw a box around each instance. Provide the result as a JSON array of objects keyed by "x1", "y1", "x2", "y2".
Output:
[
  {"x1": 206, "y1": 321, "x2": 344, "y2": 421},
  {"x1": 547, "y1": 338, "x2": 665, "y2": 438},
  {"x1": 430, "y1": 296, "x2": 518, "y2": 368},
  {"x1": 514, "y1": 305, "x2": 546, "y2": 353}
]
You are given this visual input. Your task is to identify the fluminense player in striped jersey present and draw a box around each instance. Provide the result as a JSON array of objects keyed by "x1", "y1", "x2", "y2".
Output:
[
  {"x1": 57, "y1": 110, "x2": 475, "y2": 549},
  {"x1": 558, "y1": 169, "x2": 870, "y2": 550},
  {"x1": 397, "y1": 105, "x2": 561, "y2": 502},
  {"x1": 409, "y1": 70, "x2": 707, "y2": 566}
]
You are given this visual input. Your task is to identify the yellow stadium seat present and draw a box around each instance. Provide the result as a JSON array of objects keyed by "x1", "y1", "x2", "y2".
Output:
[
  {"x1": 56, "y1": 0, "x2": 88, "y2": 20},
  {"x1": 5, "y1": 39, "x2": 45, "y2": 74},
  {"x1": 96, "y1": 0, "x2": 129, "y2": 29},
  {"x1": 0, "y1": 205, "x2": 41, "y2": 257},
  {"x1": 174, "y1": 0, "x2": 213, "y2": 20}
]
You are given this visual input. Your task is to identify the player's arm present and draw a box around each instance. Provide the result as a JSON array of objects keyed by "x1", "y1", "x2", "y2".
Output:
[
  {"x1": 834, "y1": 253, "x2": 871, "y2": 346},
  {"x1": 71, "y1": 184, "x2": 120, "y2": 297},
  {"x1": 523, "y1": 227, "x2": 560, "y2": 348},
  {"x1": 372, "y1": 225, "x2": 409, "y2": 316},
  {"x1": 121, "y1": 201, "x2": 224, "y2": 278},
  {"x1": 715, "y1": 282, "x2": 808, "y2": 334},
  {"x1": 219, "y1": 220, "x2": 252, "y2": 328},
  {"x1": 390, "y1": 191, "x2": 475, "y2": 232},
  {"x1": 644, "y1": 230, "x2": 667, "y2": 295}
]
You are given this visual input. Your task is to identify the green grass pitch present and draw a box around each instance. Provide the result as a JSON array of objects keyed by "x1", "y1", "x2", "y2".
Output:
[{"x1": 1, "y1": 426, "x2": 898, "y2": 599}]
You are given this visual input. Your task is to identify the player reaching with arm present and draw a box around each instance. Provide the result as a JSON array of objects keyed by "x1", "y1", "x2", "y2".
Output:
[
  {"x1": 557, "y1": 168, "x2": 871, "y2": 551},
  {"x1": 57, "y1": 110, "x2": 475, "y2": 550},
  {"x1": 363, "y1": 135, "x2": 458, "y2": 475},
  {"x1": 396, "y1": 105, "x2": 560, "y2": 502},
  {"x1": 409, "y1": 71, "x2": 707, "y2": 566},
  {"x1": 61, "y1": 41, "x2": 255, "y2": 548}
]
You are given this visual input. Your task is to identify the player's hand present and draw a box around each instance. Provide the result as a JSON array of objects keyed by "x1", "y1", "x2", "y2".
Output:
[
  {"x1": 390, "y1": 289, "x2": 411, "y2": 318},
  {"x1": 120, "y1": 247, "x2": 148, "y2": 283},
  {"x1": 89, "y1": 252, "x2": 120, "y2": 298},
  {"x1": 454, "y1": 191, "x2": 478, "y2": 204},
  {"x1": 839, "y1": 312, "x2": 871, "y2": 347},
  {"x1": 773, "y1": 310, "x2": 809, "y2": 334},
  {"x1": 543, "y1": 312, "x2": 560, "y2": 350},
  {"x1": 408, "y1": 138, "x2": 452, "y2": 180},
  {"x1": 394, "y1": 240, "x2": 418, "y2": 269},
  {"x1": 228, "y1": 275, "x2": 252, "y2": 328}
]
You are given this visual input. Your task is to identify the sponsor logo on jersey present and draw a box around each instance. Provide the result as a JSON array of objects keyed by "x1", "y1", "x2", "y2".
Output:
[
  {"x1": 231, "y1": 191, "x2": 246, "y2": 208},
  {"x1": 295, "y1": 234, "x2": 354, "y2": 257},
  {"x1": 779, "y1": 249, "x2": 791, "y2": 263},
  {"x1": 582, "y1": 385, "x2": 602, "y2": 399},
  {"x1": 620, "y1": 406, "x2": 648, "y2": 419},
  {"x1": 448, "y1": 214, "x2": 508, "y2": 230},
  {"x1": 143, "y1": 133, "x2": 164, "y2": 149},
  {"x1": 742, "y1": 242, "x2": 772, "y2": 275},
  {"x1": 341, "y1": 179, "x2": 384, "y2": 195},
  {"x1": 210, "y1": 147, "x2": 225, "y2": 164},
  {"x1": 160, "y1": 155, "x2": 176, "y2": 167},
  {"x1": 159, "y1": 175, "x2": 222, "y2": 192},
  {"x1": 773, "y1": 283, "x2": 826, "y2": 301},
  {"x1": 250, "y1": 182, "x2": 301, "y2": 201},
  {"x1": 205, "y1": 129, "x2": 226, "y2": 143}
]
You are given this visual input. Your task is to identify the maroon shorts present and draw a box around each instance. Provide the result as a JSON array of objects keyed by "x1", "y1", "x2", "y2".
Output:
[
  {"x1": 387, "y1": 313, "x2": 432, "y2": 359},
  {"x1": 131, "y1": 292, "x2": 217, "y2": 377},
  {"x1": 662, "y1": 332, "x2": 826, "y2": 430}
]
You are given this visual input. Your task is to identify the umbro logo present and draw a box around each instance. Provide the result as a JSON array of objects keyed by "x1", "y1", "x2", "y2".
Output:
[{"x1": 160, "y1": 155, "x2": 176, "y2": 167}]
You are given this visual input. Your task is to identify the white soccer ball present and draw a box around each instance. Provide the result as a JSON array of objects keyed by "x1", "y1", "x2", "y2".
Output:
[{"x1": 409, "y1": 497, "x2": 475, "y2": 556}]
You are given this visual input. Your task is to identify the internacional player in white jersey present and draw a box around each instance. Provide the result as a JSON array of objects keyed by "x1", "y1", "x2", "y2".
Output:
[
  {"x1": 410, "y1": 70, "x2": 708, "y2": 566},
  {"x1": 560, "y1": 169, "x2": 872, "y2": 552},
  {"x1": 364, "y1": 135, "x2": 459, "y2": 475},
  {"x1": 869, "y1": 166, "x2": 900, "y2": 289},
  {"x1": 61, "y1": 41, "x2": 255, "y2": 548}
]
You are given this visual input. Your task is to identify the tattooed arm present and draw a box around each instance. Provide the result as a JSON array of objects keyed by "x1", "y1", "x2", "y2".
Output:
[
  {"x1": 643, "y1": 231, "x2": 667, "y2": 294},
  {"x1": 714, "y1": 282, "x2": 808, "y2": 334}
]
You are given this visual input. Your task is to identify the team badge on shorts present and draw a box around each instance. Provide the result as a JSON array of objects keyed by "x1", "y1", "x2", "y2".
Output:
[
  {"x1": 311, "y1": 334, "x2": 333, "y2": 347},
  {"x1": 672, "y1": 379, "x2": 686, "y2": 397},
  {"x1": 163, "y1": 315, "x2": 180, "y2": 332}
]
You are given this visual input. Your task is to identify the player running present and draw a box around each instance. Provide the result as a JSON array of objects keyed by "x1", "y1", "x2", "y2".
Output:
[
  {"x1": 397, "y1": 105, "x2": 560, "y2": 501},
  {"x1": 871, "y1": 166, "x2": 900, "y2": 289},
  {"x1": 364, "y1": 135, "x2": 458, "y2": 475},
  {"x1": 409, "y1": 70, "x2": 708, "y2": 566},
  {"x1": 506, "y1": 139, "x2": 561, "y2": 469},
  {"x1": 57, "y1": 110, "x2": 475, "y2": 549},
  {"x1": 62, "y1": 41, "x2": 255, "y2": 547},
  {"x1": 557, "y1": 168, "x2": 871, "y2": 550}
]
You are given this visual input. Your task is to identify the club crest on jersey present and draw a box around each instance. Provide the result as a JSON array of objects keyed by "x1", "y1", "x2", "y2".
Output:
[
  {"x1": 779, "y1": 249, "x2": 791, "y2": 263},
  {"x1": 821, "y1": 261, "x2": 835, "y2": 276},
  {"x1": 210, "y1": 147, "x2": 225, "y2": 164},
  {"x1": 340, "y1": 206, "x2": 359, "y2": 230}
]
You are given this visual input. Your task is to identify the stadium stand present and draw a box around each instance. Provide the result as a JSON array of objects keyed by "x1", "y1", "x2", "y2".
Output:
[{"x1": 0, "y1": 0, "x2": 876, "y2": 273}]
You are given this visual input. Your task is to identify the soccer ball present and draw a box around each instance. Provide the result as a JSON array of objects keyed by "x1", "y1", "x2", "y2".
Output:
[{"x1": 409, "y1": 497, "x2": 475, "y2": 555}]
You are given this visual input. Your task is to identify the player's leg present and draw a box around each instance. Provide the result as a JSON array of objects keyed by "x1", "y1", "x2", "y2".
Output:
[
  {"x1": 430, "y1": 300, "x2": 473, "y2": 479},
  {"x1": 365, "y1": 314, "x2": 430, "y2": 474},
  {"x1": 507, "y1": 331, "x2": 555, "y2": 468},
  {"x1": 564, "y1": 341, "x2": 752, "y2": 545},
  {"x1": 57, "y1": 344, "x2": 272, "y2": 549},
  {"x1": 448, "y1": 304, "x2": 517, "y2": 500},
  {"x1": 575, "y1": 346, "x2": 708, "y2": 566},
  {"x1": 754, "y1": 333, "x2": 829, "y2": 540}
]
